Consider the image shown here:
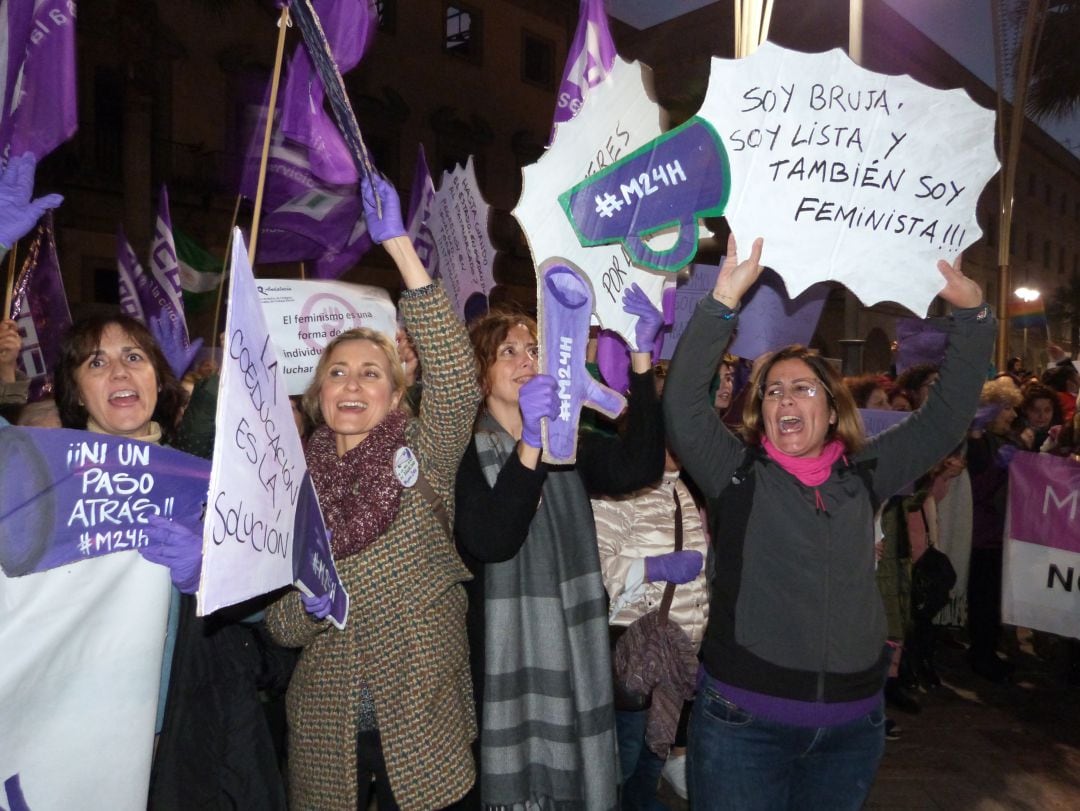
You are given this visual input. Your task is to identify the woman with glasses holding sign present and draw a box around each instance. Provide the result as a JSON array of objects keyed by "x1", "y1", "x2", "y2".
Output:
[
  {"x1": 663, "y1": 234, "x2": 994, "y2": 810},
  {"x1": 265, "y1": 174, "x2": 480, "y2": 811}
]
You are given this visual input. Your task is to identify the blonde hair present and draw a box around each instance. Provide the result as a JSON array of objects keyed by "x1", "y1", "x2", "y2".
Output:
[
  {"x1": 301, "y1": 329, "x2": 406, "y2": 426},
  {"x1": 742, "y1": 345, "x2": 865, "y2": 454},
  {"x1": 979, "y1": 377, "x2": 1022, "y2": 409}
]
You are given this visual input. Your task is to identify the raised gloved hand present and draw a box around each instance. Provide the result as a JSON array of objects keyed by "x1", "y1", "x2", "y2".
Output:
[
  {"x1": 645, "y1": 550, "x2": 704, "y2": 585},
  {"x1": 995, "y1": 443, "x2": 1019, "y2": 469},
  {"x1": 148, "y1": 311, "x2": 204, "y2": 379},
  {"x1": 519, "y1": 374, "x2": 558, "y2": 449},
  {"x1": 0, "y1": 153, "x2": 64, "y2": 250},
  {"x1": 300, "y1": 590, "x2": 333, "y2": 620},
  {"x1": 622, "y1": 283, "x2": 664, "y2": 354},
  {"x1": 361, "y1": 172, "x2": 405, "y2": 244},
  {"x1": 140, "y1": 515, "x2": 203, "y2": 594}
]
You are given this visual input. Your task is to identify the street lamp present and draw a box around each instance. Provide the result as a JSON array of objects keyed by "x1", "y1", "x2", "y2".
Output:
[{"x1": 1014, "y1": 286, "x2": 1041, "y2": 368}]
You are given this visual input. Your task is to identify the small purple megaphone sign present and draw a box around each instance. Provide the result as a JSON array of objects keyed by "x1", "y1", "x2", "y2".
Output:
[{"x1": 559, "y1": 116, "x2": 730, "y2": 273}]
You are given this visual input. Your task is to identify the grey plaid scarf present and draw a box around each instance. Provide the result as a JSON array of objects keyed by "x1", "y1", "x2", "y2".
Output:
[{"x1": 474, "y1": 411, "x2": 618, "y2": 810}]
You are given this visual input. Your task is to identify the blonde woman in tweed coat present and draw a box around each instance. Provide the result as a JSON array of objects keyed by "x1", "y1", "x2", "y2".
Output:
[{"x1": 266, "y1": 175, "x2": 479, "y2": 810}]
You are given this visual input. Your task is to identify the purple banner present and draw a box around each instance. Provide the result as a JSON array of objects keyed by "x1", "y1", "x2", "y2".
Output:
[
  {"x1": 553, "y1": 0, "x2": 616, "y2": 126},
  {"x1": 728, "y1": 269, "x2": 830, "y2": 360},
  {"x1": 1008, "y1": 451, "x2": 1080, "y2": 554},
  {"x1": 10, "y1": 215, "x2": 71, "y2": 401},
  {"x1": 559, "y1": 117, "x2": 730, "y2": 273},
  {"x1": 660, "y1": 263, "x2": 719, "y2": 361},
  {"x1": 0, "y1": 0, "x2": 77, "y2": 163},
  {"x1": 0, "y1": 426, "x2": 211, "y2": 577},
  {"x1": 859, "y1": 407, "x2": 908, "y2": 438},
  {"x1": 149, "y1": 186, "x2": 190, "y2": 343},
  {"x1": 406, "y1": 143, "x2": 439, "y2": 277},
  {"x1": 116, "y1": 226, "x2": 148, "y2": 322},
  {"x1": 540, "y1": 262, "x2": 625, "y2": 463},
  {"x1": 896, "y1": 316, "x2": 948, "y2": 373}
]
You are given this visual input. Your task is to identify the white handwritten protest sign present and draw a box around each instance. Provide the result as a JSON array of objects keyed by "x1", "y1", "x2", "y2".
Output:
[
  {"x1": 515, "y1": 57, "x2": 669, "y2": 343},
  {"x1": 698, "y1": 42, "x2": 999, "y2": 316},
  {"x1": 1003, "y1": 452, "x2": 1080, "y2": 639},
  {"x1": 200, "y1": 231, "x2": 347, "y2": 627},
  {"x1": 257, "y1": 279, "x2": 396, "y2": 396},
  {"x1": 429, "y1": 157, "x2": 496, "y2": 321}
]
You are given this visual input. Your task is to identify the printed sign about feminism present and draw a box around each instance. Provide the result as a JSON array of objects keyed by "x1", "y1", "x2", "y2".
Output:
[
  {"x1": 700, "y1": 42, "x2": 999, "y2": 315},
  {"x1": 0, "y1": 426, "x2": 210, "y2": 577}
]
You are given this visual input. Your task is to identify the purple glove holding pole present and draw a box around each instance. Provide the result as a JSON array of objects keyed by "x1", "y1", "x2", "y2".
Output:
[
  {"x1": 519, "y1": 374, "x2": 559, "y2": 449},
  {"x1": 622, "y1": 283, "x2": 664, "y2": 354},
  {"x1": 361, "y1": 173, "x2": 406, "y2": 244},
  {"x1": 645, "y1": 550, "x2": 703, "y2": 585},
  {"x1": 0, "y1": 153, "x2": 63, "y2": 250},
  {"x1": 140, "y1": 515, "x2": 203, "y2": 594},
  {"x1": 300, "y1": 591, "x2": 333, "y2": 620}
]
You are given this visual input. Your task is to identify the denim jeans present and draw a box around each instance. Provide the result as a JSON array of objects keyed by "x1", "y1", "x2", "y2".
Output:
[
  {"x1": 687, "y1": 685, "x2": 885, "y2": 810},
  {"x1": 615, "y1": 709, "x2": 668, "y2": 811}
]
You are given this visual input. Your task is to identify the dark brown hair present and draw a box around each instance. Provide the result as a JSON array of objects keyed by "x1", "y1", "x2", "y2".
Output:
[
  {"x1": 54, "y1": 314, "x2": 185, "y2": 443},
  {"x1": 467, "y1": 310, "x2": 538, "y2": 396},
  {"x1": 742, "y1": 344, "x2": 864, "y2": 453}
]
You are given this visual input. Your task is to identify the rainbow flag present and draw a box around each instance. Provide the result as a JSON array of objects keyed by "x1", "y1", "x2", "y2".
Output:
[{"x1": 1008, "y1": 297, "x2": 1046, "y2": 329}]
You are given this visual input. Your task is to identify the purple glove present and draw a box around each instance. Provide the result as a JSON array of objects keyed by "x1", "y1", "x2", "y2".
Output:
[
  {"x1": 622, "y1": 283, "x2": 664, "y2": 354},
  {"x1": 995, "y1": 443, "x2": 1019, "y2": 469},
  {"x1": 148, "y1": 311, "x2": 204, "y2": 379},
  {"x1": 645, "y1": 550, "x2": 704, "y2": 585},
  {"x1": 519, "y1": 374, "x2": 559, "y2": 448},
  {"x1": 301, "y1": 591, "x2": 333, "y2": 620},
  {"x1": 361, "y1": 172, "x2": 406, "y2": 244},
  {"x1": 0, "y1": 153, "x2": 63, "y2": 250},
  {"x1": 140, "y1": 515, "x2": 203, "y2": 594}
]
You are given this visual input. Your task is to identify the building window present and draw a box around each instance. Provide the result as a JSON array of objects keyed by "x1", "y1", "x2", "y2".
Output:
[
  {"x1": 521, "y1": 30, "x2": 555, "y2": 90},
  {"x1": 445, "y1": 4, "x2": 481, "y2": 63},
  {"x1": 93, "y1": 267, "x2": 120, "y2": 305},
  {"x1": 375, "y1": 0, "x2": 396, "y2": 33}
]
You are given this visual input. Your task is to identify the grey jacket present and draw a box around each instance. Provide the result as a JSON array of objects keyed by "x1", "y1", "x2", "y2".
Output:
[{"x1": 664, "y1": 294, "x2": 995, "y2": 702}]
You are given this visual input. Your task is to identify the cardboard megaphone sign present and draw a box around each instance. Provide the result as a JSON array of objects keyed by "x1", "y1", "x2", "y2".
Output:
[{"x1": 558, "y1": 116, "x2": 730, "y2": 273}]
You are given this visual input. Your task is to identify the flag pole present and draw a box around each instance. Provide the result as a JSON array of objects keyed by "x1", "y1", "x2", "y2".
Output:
[
  {"x1": 249, "y1": 4, "x2": 291, "y2": 264},
  {"x1": 3, "y1": 242, "x2": 18, "y2": 319},
  {"x1": 211, "y1": 195, "x2": 243, "y2": 352}
]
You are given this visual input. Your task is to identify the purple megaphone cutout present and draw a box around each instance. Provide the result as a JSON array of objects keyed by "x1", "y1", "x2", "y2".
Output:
[
  {"x1": 559, "y1": 116, "x2": 730, "y2": 273},
  {"x1": 540, "y1": 262, "x2": 627, "y2": 463}
]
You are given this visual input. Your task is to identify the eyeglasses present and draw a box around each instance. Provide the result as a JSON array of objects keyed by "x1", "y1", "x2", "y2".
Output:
[{"x1": 761, "y1": 378, "x2": 832, "y2": 401}]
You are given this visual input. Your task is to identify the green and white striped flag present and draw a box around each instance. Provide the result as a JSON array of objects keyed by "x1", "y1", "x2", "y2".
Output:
[{"x1": 174, "y1": 228, "x2": 222, "y2": 312}]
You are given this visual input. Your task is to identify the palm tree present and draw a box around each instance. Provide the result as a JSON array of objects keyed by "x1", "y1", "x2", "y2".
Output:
[
  {"x1": 1046, "y1": 269, "x2": 1080, "y2": 351},
  {"x1": 1026, "y1": 1, "x2": 1080, "y2": 119}
]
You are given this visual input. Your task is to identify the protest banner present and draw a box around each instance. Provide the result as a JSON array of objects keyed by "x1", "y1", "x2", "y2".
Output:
[
  {"x1": 429, "y1": 157, "x2": 496, "y2": 321},
  {"x1": 0, "y1": 427, "x2": 210, "y2": 577},
  {"x1": 200, "y1": 230, "x2": 347, "y2": 627},
  {"x1": 698, "y1": 42, "x2": 999, "y2": 316},
  {"x1": 516, "y1": 56, "x2": 669, "y2": 344},
  {"x1": 859, "y1": 408, "x2": 909, "y2": 438},
  {"x1": 895, "y1": 316, "x2": 949, "y2": 373},
  {"x1": 257, "y1": 278, "x2": 396, "y2": 395},
  {"x1": 1003, "y1": 452, "x2": 1080, "y2": 639},
  {"x1": 727, "y1": 270, "x2": 830, "y2": 360}
]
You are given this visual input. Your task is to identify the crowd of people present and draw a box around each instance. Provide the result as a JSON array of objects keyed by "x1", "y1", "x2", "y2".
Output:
[{"x1": 2, "y1": 157, "x2": 1080, "y2": 811}]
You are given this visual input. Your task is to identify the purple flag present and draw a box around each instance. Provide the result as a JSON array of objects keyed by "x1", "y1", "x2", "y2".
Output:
[
  {"x1": 727, "y1": 269, "x2": 829, "y2": 360},
  {"x1": 0, "y1": 426, "x2": 211, "y2": 577},
  {"x1": 280, "y1": 0, "x2": 376, "y2": 187},
  {"x1": 116, "y1": 226, "x2": 147, "y2": 322},
  {"x1": 0, "y1": 0, "x2": 78, "y2": 162},
  {"x1": 149, "y1": 186, "x2": 190, "y2": 343},
  {"x1": 405, "y1": 143, "x2": 438, "y2": 275},
  {"x1": 895, "y1": 317, "x2": 948, "y2": 373},
  {"x1": 9, "y1": 214, "x2": 71, "y2": 400},
  {"x1": 552, "y1": 0, "x2": 616, "y2": 128}
]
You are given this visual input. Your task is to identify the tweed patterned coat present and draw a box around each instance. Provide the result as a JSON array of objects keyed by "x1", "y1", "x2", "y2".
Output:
[{"x1": 266, "y1": 285, "x2": 479, "y2": 810}]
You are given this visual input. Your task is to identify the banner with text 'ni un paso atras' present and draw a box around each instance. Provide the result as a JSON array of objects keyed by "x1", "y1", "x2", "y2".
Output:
[
  {"x1": 1003, "y1": 452, "x2": 1080, "y2": 640},
  {"x1": 199, "y1": 230, "x2": 348, "y2": 627},
  {"x1": 698, "y1": 42, "x2": 999, "y2": 316}
]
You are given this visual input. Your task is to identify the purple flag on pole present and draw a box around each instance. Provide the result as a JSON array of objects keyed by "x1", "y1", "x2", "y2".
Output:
[
  {"x1": 0, "y1": 0, "x2": 78, "y2": 162},
  {"x1": 116, "y1": 227, "x2": 147, "y2": 322},
  {"x1": 280, "y1": 0, "x2": 376, "y2": 187},
  {"x1": 9, "y1": 214, "x2": 71, "y2": 400},
  {"x1": 149, "y1": 186, "x2": 190, "y2": 343},
  {"x1": 406, "y1": 143, "x2": 438, "y2": 277},
  {"x1": 552, "y1": 0, "x2": 616, "y2": 128}
]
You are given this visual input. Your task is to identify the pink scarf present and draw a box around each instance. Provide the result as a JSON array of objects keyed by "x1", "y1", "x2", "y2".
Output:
[{"x1": 761, "y1": 436, "x2": 846, "y2": 487}]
